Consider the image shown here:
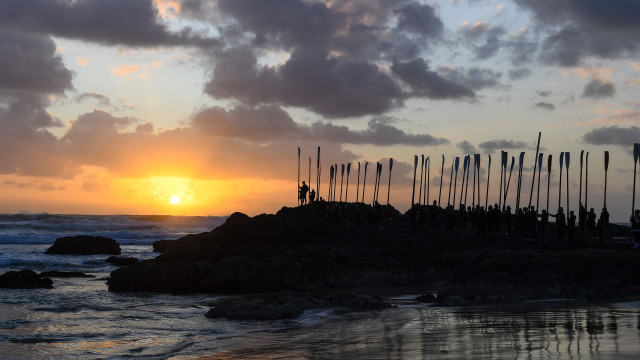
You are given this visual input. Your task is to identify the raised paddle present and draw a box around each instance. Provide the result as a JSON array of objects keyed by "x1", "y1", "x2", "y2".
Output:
[
  {"x1": 547, "y1": 154, "x2": 552, "y2": 214},
  {"x1": 345, "y1": 163, "x2": 351, "y2": 202},
  {"x1": 485, "y1": 154, "x2": 491, "y2": 209},
  {"x1": 329, "y1": 165, "x2": 334, "y2": 201},
  {"x1": 411, "y1": 155, "x2": 418, "y2": 205},
  {"x1": 559, "y1": 152, "x2": 564, "y2": 211},
  {"x1": 362, "y1": 162, "x2": 368, "y2": 203},
  {"x1": 439, "y1": 154, "x2": 445, "y2": 206},
  {"x1": 297, "y1": 147, "x2": 301, "y2": 206},
  {"x1": 499, "y1": 151, "x2": 506, "y2": 210},
  {"x1": 565, "y1": 152, "x2": 570, "y2": 215},
  {"x1": 387, "y1": 158, "x2": 393, "y2": 205},
  {"x1": 356, "y1": 162, "x2": 361, "y2": 203},
  {"x1": 418, "y1": 155, "x2": 424, "y2": 205},
  {"x1": 340, "y1": 164, "x2": 345, "y2": 202},
  {"x1": 634, "y1": 144, "x2": 640, "y2": 213},
  {"x1": 504, "y1": 156, "x2": 515, "y2": 211},
  {"x1": 528, "y1": 132, "x2": 542, "y2": 207},
  {"x1": 585, "y1": 152, "x2": 589, "y2": 209},
  {"x1": 604, "y1": 151, "x2": 609, "y2": 207},
  {"x1": 453, "y1": 157, "x2": 460, "y2": 207},
  {"x1": 536, "y1": 153, "x2": 543, "y2": 211},
  {"x1": 447, "y1": 157, "x2": 454, "y2": 206},
  {"x1": 516, "y1": 152, "x2": 525, "y2": 210},
  {"x1": 426, "y1": 156, "x2": 430, "y2": 205},
  {"x1": 579, "y1": 150, "x2": 584, "y2": 207}
]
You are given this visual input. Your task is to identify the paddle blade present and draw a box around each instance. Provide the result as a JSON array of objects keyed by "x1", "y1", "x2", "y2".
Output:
[
  {"x1": 605, "y1": 151, "x2": 609, "y2": 171},
  {"x1": 519, "y1": 152, "x2": 525, "y2": 167},
  {"x1": 559, "y1": 152, "x2": 564, "y2": 169},
  {"x1": 501, "y1": 151, "x2": 508, "y2": 168},
  {"x1": 347, "y1": 163, "x2": 351, "y2": 174},
  {"x1": 389, "y1": 158, "x2": 393, "y2": 171},
  {"x1": 488, "y1": 154, "x2": 491, "y2": 166},
  {"x1": 580, "y1": 150, "x2": 584, "y2": 167},
  {"x1": 414, "y1": 155, "x2": 418, "y2": 168},
  {"x1": 635, "y1": 144, "x2": 640, "y2": 163},
  {"x1": 364, "y1": 162, "x2": 368, "y2": 172},
  {"x1": 538, "y1": 153, "x2": 543, "y2": 171},
  {"x1": 341, "y1": 164, "x2": 345, "y2": 175},
  {"x1": 455, "y1": 157, "x2": 460, "y2": 170},
  {"x1": 547, "y1": 154, "x2": 552, "y2": 172},
  {"x1": 565, "y1": 152, "x2": 570, "y2": 169},
  {"x1": 317, "y1": 147, "x2": 320, "y2": 167}
]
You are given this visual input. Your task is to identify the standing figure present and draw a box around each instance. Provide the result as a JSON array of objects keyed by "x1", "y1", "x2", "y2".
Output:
[
  {"x1": 299, "y1": 181, "x2": 309, "y2": 205},
  {"x1": 567, "y1": 210, "x2": 576, "y2": 242},
  {"x1": 551, "y1": 207, "x2": 566, "y2": 240}
]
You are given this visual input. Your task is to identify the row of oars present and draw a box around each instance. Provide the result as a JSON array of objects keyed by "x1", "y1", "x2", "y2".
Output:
[
  {"x1": 301, "y1": 138, "x2": 624, "y2": 213},
  {"x1": 299, "y1": 147, "x2": 396, "y2": 205}
]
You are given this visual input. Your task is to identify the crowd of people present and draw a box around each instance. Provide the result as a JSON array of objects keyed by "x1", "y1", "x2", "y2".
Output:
[{"x1": 407, "y1": 201, "x2": 612, "y2": 244}]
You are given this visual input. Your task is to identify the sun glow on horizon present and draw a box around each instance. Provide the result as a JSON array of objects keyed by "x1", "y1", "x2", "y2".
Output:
[{"x1": 169, "y1": 195, "x2": 180, "y2": 204}]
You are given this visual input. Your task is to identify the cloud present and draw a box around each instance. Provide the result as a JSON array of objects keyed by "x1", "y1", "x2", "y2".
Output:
[
  {"x1": 391, "y1": 58, "x2": 475, "y2": 100},
  {"x1": 457, "y1": 140, "x2": 478, "y2": 154},
  {"x1": 534, "y1": 102, "x2": 555, "y2": 110},
  {"x1": 77, "y1": 57, "x2": 89, "y2": 66},
  {"x1": 509, "y1": 68, "x2": 532, "y2": 80},
  {"x1": 113, "y1": 65, "x2": 139, "y2": 76},
  {"x1": 393, "y1": 2, "x2": 444, "y2": 37},
  {"x1": 582, "y1": 126, "x2": 640, "y2": 146},
  {"x1": 0, "y1": 27, "x2": 73, "y2": 95},
  {"x1": 439, "y1": 67, "x2": 503, "y2": 91},
  {"x1": 75, "y1": 92, "x2": 111, "y2": 106},
  {"x1": 459, "y1": 21, "x2": 506, "y2": 60},
  {"x1": 205, "y1": 46, "x2": 404, "y2": 118},
  {"x1": 514, "y1": 0, "x2": 640, "y2": 66},
  {"x1": 192, "y1": 104, "x2": 449, "y2": 146},
  {"x1": 478, "y1": 139, "x2": 527, "y2": 154},
  {"x1": 0, "y1": 0, "x2": 218, "y2": 48},
  {"x1": 582, "y1": 79, "x2": 616, "y2": 99}
]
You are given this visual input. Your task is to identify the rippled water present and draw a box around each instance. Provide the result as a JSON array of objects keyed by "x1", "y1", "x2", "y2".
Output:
[{"x1": 2, "y1": 214, "x2": 640, "y2": 359}]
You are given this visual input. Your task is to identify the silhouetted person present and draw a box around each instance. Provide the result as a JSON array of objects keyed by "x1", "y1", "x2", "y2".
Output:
[
  {"x1": 309, "y1": 189, "x2": 316, "y2": 204},
  {"x1": 568, "y1": 210, "x2": 576, "y2": 242},
  {"x1": 578, "y1": 203, "x2": 587, "y2": 241},
  {"x1": 538, "y1": 209, "x2": 549, "y2": 240},
  {"x1": 631, "y1": 210, "x2": 640, "y2": 249},
  {"x1": 587, "y1": 208, "x2": 597, "y2": 243},
  {"x1": 551, "y1": 207, "x2": 566, "y2": 240},
  {"x1": 598, "y1": 206, "x2": 610, "y2": 245},
  {"x1": 299, "y1": 181, "x2": 309, "y2": 205}
]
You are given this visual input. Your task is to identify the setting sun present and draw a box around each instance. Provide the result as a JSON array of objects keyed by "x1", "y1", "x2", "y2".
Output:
[{"x1": 169, "y1": 195, "x2": 180, "y2": 204}]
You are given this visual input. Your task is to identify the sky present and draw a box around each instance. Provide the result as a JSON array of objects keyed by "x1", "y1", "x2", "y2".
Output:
[{"x1": 0, "y1": 0, "x2": 639, "y2": 221}]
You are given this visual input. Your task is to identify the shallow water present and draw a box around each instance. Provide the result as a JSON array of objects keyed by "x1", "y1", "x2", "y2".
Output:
[{"x1": 2, "y1": 214, "x2": 640, "y2": 359}]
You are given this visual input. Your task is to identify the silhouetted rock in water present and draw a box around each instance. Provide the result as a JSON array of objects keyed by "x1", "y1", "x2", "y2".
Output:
[
  {"x1": 106, "y1": 256, "x2": 139, "y2": 266},
  {"x1": 204, "y1": 292, "x2": 392, "y2": 320},
  {"x1": 45, "y1": 235, "x2": 121, "y2": 255},
  {"x1": 0, "y1": 269, "x2": 53, "y2": 289},
  {"x1": 40, "y1": 271, "x2": 94, "y2": 278},
  {"x1": 107, "y1": 203, "x2": 640, "y2": 307}
]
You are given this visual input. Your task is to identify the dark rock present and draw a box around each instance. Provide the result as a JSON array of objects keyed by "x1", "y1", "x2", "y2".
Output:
[
  {"x1": 45, "y1": 235, "x2": 121, "y2": 255},
  {"x1": 40, "y1": 271, "x2": 94, "y2": 278},
  {"x1": 106, "y1": 256, "x2": 139, "y2": 266},
  {"x1": 0, "y1": 269, "x2": 53, "y2": 289}
]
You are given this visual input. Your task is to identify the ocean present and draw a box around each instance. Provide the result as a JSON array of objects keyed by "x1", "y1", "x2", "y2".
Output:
[{"x1": 1, "y1": 214, "x2": 640, "y2": 359}]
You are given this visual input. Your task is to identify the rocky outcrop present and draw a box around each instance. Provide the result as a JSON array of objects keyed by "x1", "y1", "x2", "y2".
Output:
[
  {"x1": 45, "y1": 235, "x2": 121, "y2": 255},
  {"x1": 0, "y1": 269, "x2": 53, "y2": 289},
  {"x1": 107, "y1": 203, "x2": 640, "y2": 308},
  {"x1": 106, "y1": 256, "x2": 139, "y2": 266}
]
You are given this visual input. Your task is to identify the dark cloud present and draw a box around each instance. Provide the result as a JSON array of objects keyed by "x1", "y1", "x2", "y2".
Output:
[
  {"x1": 192, "y1": 105, "x2": 449, "y2": 146},
  {"x1": 393, "y1": 2, "x2": 443, "y2": 37},
  {"x1": 0, "y1": 27, "x2": 72, "y2": 95},
  {"x1": 457, "y1": 140, "x2": 478, "y2": 154},
  {"x1": 478, "y1": 139, "x2": 527, "y2": 154},
  {"x1": 582, "y1": 126, "x2": 640, "y2": 146},
  {"x1": 508, "y1": 40, "x2": 538, "y2": 66},
  {"x1": 391, "y1": 58, "x2": 475, "y2": 100},
  {"x1": 0, "y1": 0, "x2": 217, "y2": 48},
  {"x1": 459, "y1": 22, "x2": 506, "y2": 60},
  {"x1": 582, "y1": 79, "x2": 616, "y2": 99},
  {"x1": 534, "y1": 102, "x2": 555, "y2": 110},
  {"x1": 439, "y1": 67, "x2": 503, "y2": 91},
  {"x1": 514, "y1": 1, "x2": 640, "y2": 66},
  {"x1": 75, "y1": 92, "x2": 111, "y2": 106},
  {"x1": 0, "y1": 97, "x2": 78, "y2": 177},
  {"x1": 536, "y1": 90, "x2": 552, "y2": 97},
  {"x1": 205, "y1": 47, "x2": 404, "y2": 118},
  {"x1": 508, "y1": 68, "x2": 532, "y2": 80}
]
